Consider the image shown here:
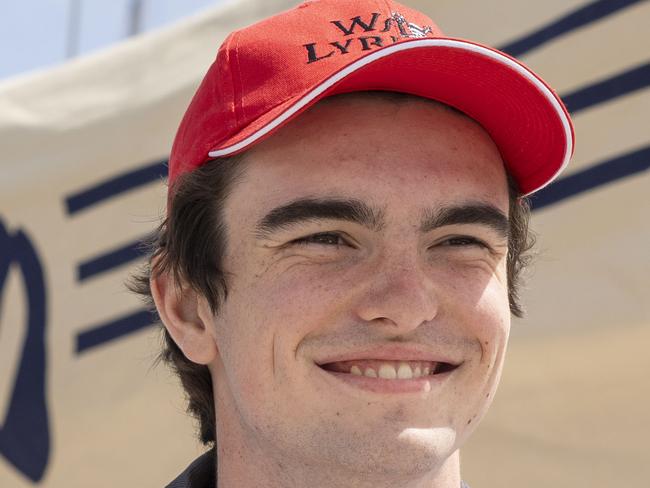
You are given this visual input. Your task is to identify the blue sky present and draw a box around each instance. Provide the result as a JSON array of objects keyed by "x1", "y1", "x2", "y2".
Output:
[{"x1": 0, "y1": 0, "x2": 226, "y2": 80}]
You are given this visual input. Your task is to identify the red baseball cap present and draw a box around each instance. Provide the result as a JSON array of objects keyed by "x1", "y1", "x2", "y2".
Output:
[{"x1": 169, "y1": 0, "x2": 575, "y2": 196}]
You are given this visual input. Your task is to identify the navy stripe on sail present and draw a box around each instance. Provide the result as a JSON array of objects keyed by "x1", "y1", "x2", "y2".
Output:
[
  {"x1": 65, "y1": 159, "x2": 166, "y2": 215},
  {"x1": 531, "y1": 145, "x2": 650, "y2": 211},
  {"x1": 499, "y1": 0, "x2": 644, "y2": 57}
]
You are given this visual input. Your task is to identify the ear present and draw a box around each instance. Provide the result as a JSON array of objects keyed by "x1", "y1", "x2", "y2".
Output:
[{"x1": 150, "y1": 263, "x2": 218, "y2": 365}]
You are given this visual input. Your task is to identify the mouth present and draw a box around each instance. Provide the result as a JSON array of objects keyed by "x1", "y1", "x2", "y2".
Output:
[
  {"x1": 317, "y1": 359, "x2": 459, "y2": 380},
  {"x1": 314, "y1": 358, "x2": 461, "y2": 394},
  {"x1": 313, "y1": 344, "x2": 464, "y2": 394}
]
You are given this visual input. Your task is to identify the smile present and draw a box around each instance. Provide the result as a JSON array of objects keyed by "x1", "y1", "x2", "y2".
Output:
[
  {"x1": 319, "y1": 359, "x2": 458, "y2": 379},
  {"x1": 316, "y1": 359, "x2": 460, "y2": 394}
]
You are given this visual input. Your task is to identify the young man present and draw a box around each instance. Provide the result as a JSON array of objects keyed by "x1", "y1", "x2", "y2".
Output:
[{"x1": 132, "y1": 1, "x2": 574, "y2": 486}]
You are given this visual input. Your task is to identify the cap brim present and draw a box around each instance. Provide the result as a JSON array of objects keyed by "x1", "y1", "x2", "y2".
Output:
[{"x1": 208, "y1": 38, "x2": 574, "y2": 196}]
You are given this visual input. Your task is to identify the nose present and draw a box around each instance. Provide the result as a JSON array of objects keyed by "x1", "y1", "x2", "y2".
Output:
[{"x1": 354, "y1": 255, "x2": 439, "y2": 333}]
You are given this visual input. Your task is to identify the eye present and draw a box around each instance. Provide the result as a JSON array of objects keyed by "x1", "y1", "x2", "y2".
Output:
[
  {"x1": 440, "y1": 236, "x2": 490, "y2": 248},
  {"x1": 292, "y1": 232, "x2": 348, "y2": 247}
]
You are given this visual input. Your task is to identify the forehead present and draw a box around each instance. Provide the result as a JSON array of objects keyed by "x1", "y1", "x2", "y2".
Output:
[{"x1": 228, "y1": 94, "x2": 509, "y2": 219}]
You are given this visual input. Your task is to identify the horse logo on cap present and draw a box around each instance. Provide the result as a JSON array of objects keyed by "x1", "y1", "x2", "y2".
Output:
[{"x1": 391, "y1": 12, "x2": 433, "y2": 38}]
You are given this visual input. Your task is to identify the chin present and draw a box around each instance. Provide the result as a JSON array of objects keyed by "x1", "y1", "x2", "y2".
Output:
[{"x1": 331, "y1": 425, "x2": 459, "y2": 477}]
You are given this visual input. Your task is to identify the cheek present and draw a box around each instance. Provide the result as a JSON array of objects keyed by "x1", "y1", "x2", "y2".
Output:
[
  {"x1": 463, "y1": 278, "x2": 510, "y2": 393},
  {"x1": 470, "y1": 275, "x2": 510, "y2": 342},
  {"x1": 433, "y1": 257, "x2": 508, "y2": 313},
  {"x1": 442, "y1": 278, "x2": 510, "y2": 435},
  {"x1": 214, "y1": 264, "x2": 343, "y2": 391},
  {"x1": 438, "y1": 263, "x2": 510, "y2": 382},
  {"x1": 461, "y1": 274, "x2": 510, "y2": 370},
  {"x1": 252, "y1": 258, "x2": 357, "y2": 321}
]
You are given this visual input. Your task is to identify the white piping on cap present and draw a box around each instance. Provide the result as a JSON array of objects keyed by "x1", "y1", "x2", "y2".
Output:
[{"x1": 208, "y1": 38, "x2": 573, "y2": 195}]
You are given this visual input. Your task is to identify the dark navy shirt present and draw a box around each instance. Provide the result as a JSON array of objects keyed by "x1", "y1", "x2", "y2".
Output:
[
  {"x1": 166, "y1": 448, "x2": 471, "y2": 488},
  {"x1": 166, "y1": 449, "x2": 215, "y2": 488}
]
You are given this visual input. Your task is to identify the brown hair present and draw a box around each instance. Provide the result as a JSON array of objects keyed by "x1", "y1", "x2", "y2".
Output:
[{"x1": 129, "y1": 93, "x2": 535, "y2": 447}]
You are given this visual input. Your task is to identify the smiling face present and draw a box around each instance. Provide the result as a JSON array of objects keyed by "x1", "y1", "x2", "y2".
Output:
[{"x1": 206, "y1": 94, "x2": 511, "y2": 486}]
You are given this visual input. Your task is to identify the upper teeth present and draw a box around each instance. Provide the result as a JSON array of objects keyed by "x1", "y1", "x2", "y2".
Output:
[{"x1": 338, "y1": 361, "x2": 435, "y2": 379}]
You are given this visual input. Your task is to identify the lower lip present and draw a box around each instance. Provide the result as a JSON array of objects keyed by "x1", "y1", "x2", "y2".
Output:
[{"x1": 316, "y1": 366, "x2": 455, "y2": 395}]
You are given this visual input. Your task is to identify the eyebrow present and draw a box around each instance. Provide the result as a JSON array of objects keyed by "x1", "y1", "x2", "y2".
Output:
[
  {"x1": 420, "y1": 203, "x2": 509, "y2": 238},
  {"x1": 254, "y1": 197, "x2": 509, "y2": 239},
  {"x1": 255, "y1": 197, "x2": 385, "y2": 238}
]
